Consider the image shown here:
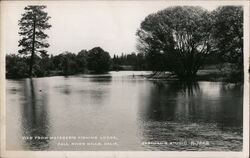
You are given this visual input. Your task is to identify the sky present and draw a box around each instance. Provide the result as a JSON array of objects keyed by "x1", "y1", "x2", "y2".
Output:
[{"x1": 1, "y1": 1, "x2": 222, "y2": 56}]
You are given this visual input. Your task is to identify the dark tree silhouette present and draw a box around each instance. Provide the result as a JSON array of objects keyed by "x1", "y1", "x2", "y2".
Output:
[
  {"x1": 211, "y1": 6, "x2": 243, "y2": 68},
  {"x1": 87, "y1": 47, "x2": 111, "y2": 73},
  {"x1": 77, "y1": 50, "x2": 88, "y2": 72},
  {"x1": 137, "y1": 6, "x2": 212, "y2": 80},
  {"x1": 6, "y1": 54, "x2": 29, "y2": 78},
  {"x1": 112, "y1": 52, "x2": 147, "y2": 70},
  {"x1": 18, "y1": 5, "x2": 51, "y2": 77}
]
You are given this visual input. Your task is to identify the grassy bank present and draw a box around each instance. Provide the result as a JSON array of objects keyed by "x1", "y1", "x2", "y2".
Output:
[{"x1": 146, "y1": 69, "x2": 243, "y2": 83}]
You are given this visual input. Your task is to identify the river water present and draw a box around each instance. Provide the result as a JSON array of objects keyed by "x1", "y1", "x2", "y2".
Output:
[{"x1": 6, "y1": 71, "x2": 243, "y2": 151}]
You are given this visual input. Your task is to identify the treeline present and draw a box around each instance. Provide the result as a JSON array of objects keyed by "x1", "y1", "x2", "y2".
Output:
[
  {"x1": 112, "y1": 52, "x2": 147, "y2": 71},
  {"x1": 7, "y1": 6, "x2": 243, "y2": 82},
  {"x1": 6, "y1": 47, "x2": 149, "y2": 79},
  {"x1": 6, "y1": 47, "x2": 111, "y2": 78},
  {"x1": 6, "y1": 47, "x2": 223, "y2": 79}
]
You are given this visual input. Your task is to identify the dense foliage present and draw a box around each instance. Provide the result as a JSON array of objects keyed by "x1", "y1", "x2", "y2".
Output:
[
  {"x1": 87, "y1": 47, "x2": 111, "y2": 73},
  {"x1": 18, "y1": 5, "x2": 51, "y2": 77},
  {"x1": 137, "y1": 6, "x2": 243, "y2": 81},
  {"x1": 6, "y1": 55, "x2": 30, "y2": 78},
  {"x1": 6, "y1": 49, "x2": 150, "y2": 78},
  {"x1": 7, "y1": 6, "x2": 243, "y2": 82},
  {"x1": 211, "y1": 6, "x2": 243, "y2": 64},
  {"x1": 112, "y1": 52, "x2": 147, "y2": 70},
  {"x1": 211, "y1": 6, "x2": 243, "y2": 81},
  {"x1": 137, "y1": 6, "x2": 212, "y2": 80},
  {"x1": 6, "y1": 47, "x2": 112, "y2": 78}
]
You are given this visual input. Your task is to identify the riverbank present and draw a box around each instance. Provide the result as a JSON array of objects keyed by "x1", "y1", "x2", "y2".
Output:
[
  {"x1": 145, "y1": 69, "x2": 243, "y2": 83},
  {"x1": 6, "y1": 69, "x2": 243, "y2": 83}
]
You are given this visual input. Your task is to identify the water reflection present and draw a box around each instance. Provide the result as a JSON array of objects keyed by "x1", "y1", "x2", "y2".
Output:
[
  {"x1": 6, "y1": 72, "x2": 243, "y2": 151},
  {"x1": 21, "y1": 78, "x2": 50, "y2": 150},
  {"x1": 139, "y1": 81, "x2": 243, "y2": 126},
  {"x1": 88, "y1": 75, "x2": 112, "y2": 82},
  {"x1": 219, "y1": 83, "x2": 243, "y2": 128},
  {"x1": 139, "y1": 81, "x2": 243, "y2": 151}
]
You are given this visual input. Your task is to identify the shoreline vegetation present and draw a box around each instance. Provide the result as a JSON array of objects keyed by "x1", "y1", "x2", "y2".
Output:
[
  {"x1": 5, "y1": 69, "x2": 244, "y2": 83},
  {"x1": 6, "y1": 51, "x2": 243, "y2": 83},
  {"x1": 7, "y1": 6, "x2": 243, "y2": 83},
  {"x1": 5, "y1": 68, "x2": 244, "y2": 83},
  {"x1": 145, "y1": 69, "x2": 243, "y2": 83}
]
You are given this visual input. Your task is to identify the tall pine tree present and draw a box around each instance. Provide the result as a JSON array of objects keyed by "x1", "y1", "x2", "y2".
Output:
[{"x1": 18, "y1": 5, "x2": 51, "y2": 77}]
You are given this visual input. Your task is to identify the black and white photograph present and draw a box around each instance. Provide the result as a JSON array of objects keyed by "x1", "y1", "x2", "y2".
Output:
[{"x1": 0, "y1": 1, "x2": 249, "y2": 158}]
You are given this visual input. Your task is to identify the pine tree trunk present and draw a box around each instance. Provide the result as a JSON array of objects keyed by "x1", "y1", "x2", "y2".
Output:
[{"x1": 29, "y1": 16, "x2": 36, "y2": 77}]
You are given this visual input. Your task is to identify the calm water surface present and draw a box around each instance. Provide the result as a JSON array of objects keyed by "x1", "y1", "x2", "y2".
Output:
[{"x1": 6, "y1": 71, "x2": 243, "y2": 151}]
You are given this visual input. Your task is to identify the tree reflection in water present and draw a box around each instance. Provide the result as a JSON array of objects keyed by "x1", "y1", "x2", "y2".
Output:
[
  {"x1": 140, "y1": 81, "x2": 201, "y2": 122},
  {"x1": 6, "y1": 73, "x2": 243, "y2": 151},
  {"x1": 141, "y1": 81, "x2": 242, "y2": 125},
  {"x1": 139, "y1": 80, "x2": 243, "y2": 151},
  {"x1": 21, "y1": 78, "x2": 50, "y2": 150}
]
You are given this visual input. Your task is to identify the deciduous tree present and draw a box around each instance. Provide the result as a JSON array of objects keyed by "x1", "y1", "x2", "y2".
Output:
[
  {"x1": 87, "y1": 47, "x2": 111, "y2": 73},
  {"x1": 137, "y1": 6, "x2": 212, "y2": 80},
  {"x1": 211, "y1": 6, "x2": 243, "y2": 68}
]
